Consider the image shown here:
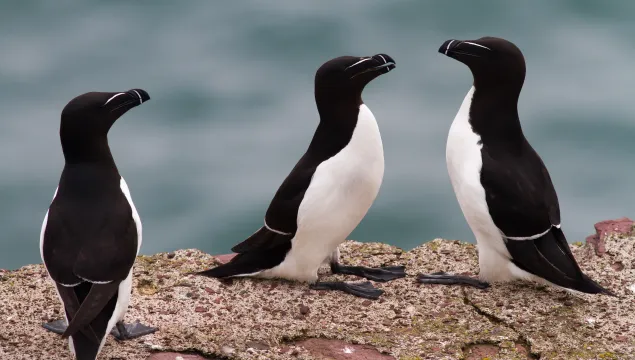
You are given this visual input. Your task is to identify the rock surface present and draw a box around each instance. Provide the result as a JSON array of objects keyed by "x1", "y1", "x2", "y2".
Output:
[{"x1": 0, "y1": 218, "x2": 633, "y2": 359}]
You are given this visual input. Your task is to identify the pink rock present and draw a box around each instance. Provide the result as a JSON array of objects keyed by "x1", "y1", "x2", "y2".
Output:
[
  {"x1": 595, "y1": 217, "x2": 634, "y2": 240},
  {"x1": 587, "y1": 217, "x2": 634, "y2": 257},
  {"x1": 295, "y1": 338, "x2": 395, "y2": 360},
  {"x1": 585, "y1": 234, "x2": 605, "y2": 257},
  {"x1": 214, "y1": 253, "x2": 237, "y2": 264},
  {"x1": 146, "y1": 353, "x2": 208, "y2": 360}
]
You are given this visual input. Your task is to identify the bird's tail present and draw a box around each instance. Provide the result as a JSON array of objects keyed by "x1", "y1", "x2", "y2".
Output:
[
  {"x1": 505, "y1": 227, "x2": 615, "y2": 296},
  {"x1": 62, "y1": 282, "x2": 120, "y2": 360},
  {"x1": 70, "y1": 331, "x2": 101, "y2": 360},
  {"x1": 577, "y1": 273, "x2": 615, "y2": 296}
]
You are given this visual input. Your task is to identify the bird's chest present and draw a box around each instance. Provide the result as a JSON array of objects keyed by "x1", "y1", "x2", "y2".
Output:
[
  {"x1": 320, "y1": 105, "x2": 384, "y2": 201},
  {"x1": 299, "y1": 105, "x2": 384, "y2": 231},
  {"x1": 445, "y1": 90, "x2": 495, "y2": 235},
  {"x1": 446, "y1": 118, "x2": 483, "y2": 191}
]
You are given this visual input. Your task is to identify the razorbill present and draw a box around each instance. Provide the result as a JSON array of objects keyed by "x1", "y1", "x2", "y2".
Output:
[
  {"x1": 40, "y1": 89, "x2": 157, "y2": 359},
  {"x1": 197, "y1": 54, "x2": 404, "y2": 299},
  {"x1": 417, "y1": 37, "x2": 614, "y2": 295}
]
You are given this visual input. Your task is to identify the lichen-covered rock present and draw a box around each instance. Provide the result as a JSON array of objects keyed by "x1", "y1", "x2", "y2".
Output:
[{"x1": 0, "y1": 219, "x2": 633, "y2": 359}]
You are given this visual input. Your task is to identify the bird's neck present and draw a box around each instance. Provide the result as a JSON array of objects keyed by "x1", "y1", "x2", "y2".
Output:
[
  {"x1": 296, "y1": 100, "x2": 360, "y2": 163},
  {"x1": 58, "y1": 162, "x2": 121, "y2": 199},
  {"x1": 469, "y1": 85, "x2": 525, "y2": 148},
  {"x1": 61, "y1": 135, "x2": 117, "y2": 167}
]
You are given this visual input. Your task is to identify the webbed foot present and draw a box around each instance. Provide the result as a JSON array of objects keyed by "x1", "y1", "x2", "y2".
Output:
[
  {"x1": 42, "y1": 319, "x2": 67, "y2": 335},
  {"x1": 417, "y1": 271, "x2": 489, "y2": 289},
  {"x1": 111, "y1": 321, "x2": 157, "y2": 340},
  {"x1": 310, "y1": 280, "x2": 384, "y2": 299},
  {"x1": 331, "y1": 264, "x2": 407, "y2": 282}
]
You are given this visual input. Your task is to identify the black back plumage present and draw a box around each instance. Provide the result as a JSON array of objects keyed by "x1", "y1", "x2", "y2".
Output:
[
  {"x1": 441, "y1": 37, "x2": 611, "y2": 294},
  {"x1": 42, "y1": 89, "x2": 150, "y2": 358},
  {"x1": 43, "y1": 164, "x2": 137, "y2": 285},
  {"x1": 200, "y1": 55, "x2": 395, "y2": 278}
]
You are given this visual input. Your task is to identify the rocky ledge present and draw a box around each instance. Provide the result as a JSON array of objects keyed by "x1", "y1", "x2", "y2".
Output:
[{"x1": 1, "y1": 218, "x2": 634, "y2": 360}]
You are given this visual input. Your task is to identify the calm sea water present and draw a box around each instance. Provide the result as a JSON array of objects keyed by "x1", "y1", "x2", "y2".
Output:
[{"x1": 2, "y1": 1, "x2": 634, "y2": 270}]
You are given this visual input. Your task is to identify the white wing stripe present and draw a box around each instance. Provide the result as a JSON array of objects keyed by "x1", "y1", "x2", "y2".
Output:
[
  {"x1": 264, "y1": 219, "x2": 292, "y2": 236},
  {"x1": 78, "y1": 276, "x2": 113, "y2": 284},
  {"x1": 503, "y1": 224, "x2": 560, "y2": 241}
]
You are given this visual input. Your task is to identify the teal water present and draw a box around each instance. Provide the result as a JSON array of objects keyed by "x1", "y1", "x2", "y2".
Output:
[{"x1": 2, "y1": 1, "x2": 635, "y2": 270}]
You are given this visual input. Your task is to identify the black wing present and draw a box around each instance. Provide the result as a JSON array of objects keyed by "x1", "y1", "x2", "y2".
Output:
[
  {"x1": 228, "y1": 119, "x2": 356, "y2": 254},
  {"x1": 231, "y1": 150, "x2": 320, "y2": 253},
  {"x1": 43, "y1": 191, "x2": 138, "y2": 284},
  {"x1": 480, "y1": 142, "x2": 611, "y2": 294},
  {"x1": 198, "y1": 157, "x2": 313, "y2": 277},
  {"x1": 480, "y1": 141, "x2": 560, "y2": 238},
  {"x1": 264, "y1": 157, "x2": 318, "y2": 235},
  {"x1": 504, "y1": 227, "x2": 609, "y2": 294}
]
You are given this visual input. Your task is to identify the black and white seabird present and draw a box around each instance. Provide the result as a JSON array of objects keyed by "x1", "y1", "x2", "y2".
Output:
[
  {"x1": 417, "y1": 37, "x2": 614, "y2": 295},
  {"x1": 40, "y1": 89, "x2": 157, "y2": 359},
  {"x1": 197, "y1": 54, "x2": 405, "y2": 299}
]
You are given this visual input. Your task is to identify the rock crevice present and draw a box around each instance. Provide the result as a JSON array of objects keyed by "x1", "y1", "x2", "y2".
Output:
[{"x1": 461, "y1": 287, "x2": 537, "y2": 359}]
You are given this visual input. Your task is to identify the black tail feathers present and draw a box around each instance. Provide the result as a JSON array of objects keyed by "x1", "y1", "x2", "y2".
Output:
[
  {"x1": 577, "y1": 274, "x2": 617, "y2": 296},
  {"x1": 506, "y1": 227, "x2": 615, "y2": 296},
  {"x1": 71, "y1": 331, "x2": 101, "y2": 360}
]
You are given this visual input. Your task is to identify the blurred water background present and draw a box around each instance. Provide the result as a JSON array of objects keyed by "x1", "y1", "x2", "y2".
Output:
[{"x1": 2, "y1": 1, "x2": 634, "y2": 269}]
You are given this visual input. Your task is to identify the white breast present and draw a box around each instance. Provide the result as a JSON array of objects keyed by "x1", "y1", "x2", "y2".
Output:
[
  {"x1": 446, "y1": 87, "x2": 514, "y2": 281},
  {"x1": 40, "y1": 187, "x2": 58, "y2": 266},
  {"x1": 262, "y1": 104, "x2": 385, "y2": 282},
  {"x1": 120, "y1": 177, "x2": 142, "y2": 255}
]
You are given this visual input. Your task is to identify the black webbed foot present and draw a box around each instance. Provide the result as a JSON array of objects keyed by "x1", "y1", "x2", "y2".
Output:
[
  {"x1": 331, "y1": 263, "x2": 407, "y2": 282},
  {"x1": 42, "y1": 319, "x2": 67, "y2": 335},
  {"x1": 417, "y1": 271, "x2": 490, "y2": 289},
  {"x1": 310, "y1": 280, "x2": 384, "y2": 299},
  {"x1": 111, "y1": 321, "x2": 157, "y2": 341}
]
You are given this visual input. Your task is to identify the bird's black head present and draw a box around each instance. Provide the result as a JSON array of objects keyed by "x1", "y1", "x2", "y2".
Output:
[
  {"x1": 439, "y1": 37, "x2": 525, "y2": 90},
  {"x1": 60, "y1": 89, "x2": 150, "y2": 164},
  {"x1": 314, "y1": 54, "x2": 395, "y2": 110}
]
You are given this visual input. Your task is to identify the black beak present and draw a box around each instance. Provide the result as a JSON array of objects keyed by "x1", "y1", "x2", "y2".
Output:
[
  {"x1": 126, "y1": 89, "x2": 151, "y2": 104},
  {"x1": 439, "y1": 39, "x2": 460, "y2": 55},
  {"x1": 105, "y1": 88, "x2": 150, "y2": 112},
  {"x1": 348, "y1": 53, "x2": 396, "y2": 79},
  {"x1": 439, "y1": 39, "x2": 491, "y2": 59}
]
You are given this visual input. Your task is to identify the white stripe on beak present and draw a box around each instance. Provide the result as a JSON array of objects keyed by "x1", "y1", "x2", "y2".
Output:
[
  {"x1": 445, "y1": 40, "x2": 456, "y2": 55},
  {"x1": 131, "y1": 90, "x2": 143, "y2": 104}
]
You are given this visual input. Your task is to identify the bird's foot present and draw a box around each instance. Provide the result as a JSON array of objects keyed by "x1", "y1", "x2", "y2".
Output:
[
  {"x1": 417, "y1": 271, "x2": 489, "y2": 289},
  {"x1": 331, "y1": 264, "x2": 407, "y2": 282},
  {"x1": 42, "y1": 319, "x2": 67, "y2": 335},
  {"x1": 111, "y1": 321, "x2": 157, "y2": 341},
  {"x1": 309, "y1": 280, "x2": 384, "y2": 299}
]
